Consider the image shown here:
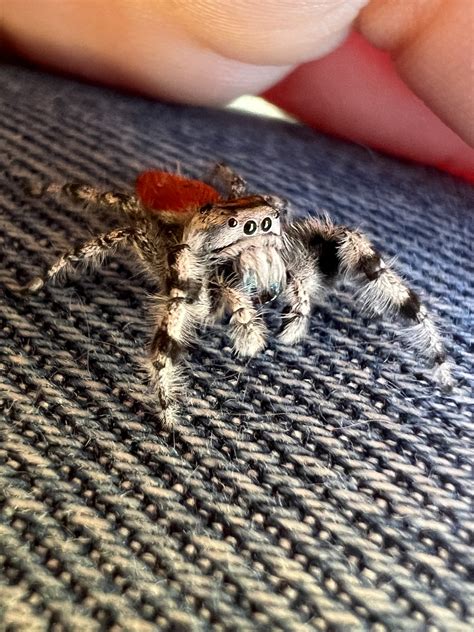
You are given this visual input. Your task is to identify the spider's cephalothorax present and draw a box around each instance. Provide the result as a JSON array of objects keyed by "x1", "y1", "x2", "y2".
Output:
[{"x1": 17, "y1": 164, "x2": 453, "y2": 427}]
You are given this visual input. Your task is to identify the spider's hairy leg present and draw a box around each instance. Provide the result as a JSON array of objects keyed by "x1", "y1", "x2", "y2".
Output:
[
  {"x1": 13, "y1": 172, "x2": 144, "y2": 219},
  {"x1": 206, "y1": 163, "x2": 249, "y2": 199},
  {"x1": 58, "y1": 184, "x2": 144, "y2": 219},
  {"x1": 19, "y1": 226, "x2": 141, "y2": 292},
  {"x1": 148, "y1": 312, "x2": 186, "y2": 430},
  {"x1": 279, "y1": 248, "x2": 323, "y2": 345},
  {"x1": 220, "y1": 283, "x2": 267, "y2": 356},
  {"x1": 338, "y1": 228, "x2": 452, "y2": 388},
  {"x1": 291, "y1": 219, "x2": 453, "y2": 390},
  {"x1": 148, "y1": 243, "x2": 210, "y2": 428}
]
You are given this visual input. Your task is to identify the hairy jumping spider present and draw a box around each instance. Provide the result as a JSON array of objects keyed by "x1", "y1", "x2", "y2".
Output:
[{"x1": 16, "y1": 164, "x2": 453, "y2": 427}]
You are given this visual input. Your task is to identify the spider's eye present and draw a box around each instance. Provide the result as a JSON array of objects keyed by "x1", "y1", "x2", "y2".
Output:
[
  {"x1": 261, "y1": 217, "x2": 272, "y2": 232},
  {"x1": 243, "y1": 220, "x2": 257, "y2": 235},
  {"x1": 200, "y1": 203, "x2": 213, "y2": 214},
  {"x1": 274, "y1": 211, "x2": 280, "y2": 219},
  {"x1": 228, "y1": 217, "x2": 238, "y2": 228}
]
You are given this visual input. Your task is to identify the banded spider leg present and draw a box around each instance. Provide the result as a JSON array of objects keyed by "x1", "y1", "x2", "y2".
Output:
[{"x1": 281, "y1": 218, "x2": 453, "y2": 390}]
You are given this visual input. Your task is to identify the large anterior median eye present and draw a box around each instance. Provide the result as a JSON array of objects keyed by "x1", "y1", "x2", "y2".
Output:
[
  {"x1": 261, "y1": 217, "x2": 272, "y2": 232},
  {"x1": 243, "y1": 220, "x2": 257, "y2": 235}
]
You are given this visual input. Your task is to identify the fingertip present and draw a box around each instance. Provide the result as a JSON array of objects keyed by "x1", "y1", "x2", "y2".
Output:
[{"x1": 264, "y1": 32, "x2": 474, "y2": 183}]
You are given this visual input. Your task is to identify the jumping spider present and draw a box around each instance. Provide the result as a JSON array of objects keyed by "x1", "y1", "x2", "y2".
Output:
[{"x1": 16, "y1": 164, "x2": 453, "y2": 427}]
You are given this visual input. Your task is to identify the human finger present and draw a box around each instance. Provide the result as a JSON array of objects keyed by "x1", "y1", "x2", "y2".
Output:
[
  {"x1": 0, "y1": 0, "x2": 366, "y2": 104},
  {"x1": 265, "y1": 32, "x2": 474, "y2": 182}
]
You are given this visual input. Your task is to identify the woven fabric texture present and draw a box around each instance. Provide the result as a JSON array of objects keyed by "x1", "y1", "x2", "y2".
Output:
[{"x1": 0, "y1": 64, "x2": 473, "y2": 632}]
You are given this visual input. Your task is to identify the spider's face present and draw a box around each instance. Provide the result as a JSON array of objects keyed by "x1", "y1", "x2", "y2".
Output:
[{"x1": 188, "y1": 195, "x2": 288, "y2": 253}]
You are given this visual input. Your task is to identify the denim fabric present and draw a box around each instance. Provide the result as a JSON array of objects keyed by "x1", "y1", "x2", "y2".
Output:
[{"x1": 0, "y1": 63, "x2": 473, "y2": 631}]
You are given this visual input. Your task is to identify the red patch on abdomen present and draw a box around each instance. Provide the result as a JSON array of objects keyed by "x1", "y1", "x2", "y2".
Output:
[{"x1": 136, "y1": 171, "x2": 221, "y2": 213}]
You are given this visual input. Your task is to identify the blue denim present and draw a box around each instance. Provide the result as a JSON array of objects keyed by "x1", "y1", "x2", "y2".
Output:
[{"x1": 0, "y1": 62, "x2": 473, "y2": 631}]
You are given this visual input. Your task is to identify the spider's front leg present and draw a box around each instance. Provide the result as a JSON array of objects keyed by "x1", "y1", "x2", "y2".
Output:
[
  {"x1": 283, "y1": 219, "x2": 454, "y2": 390},
  {"x1": 148, "y1": 243, "x2": 210, "y2": 428},
  {"x1": 278, "y1": 248, "x2": 323, "y2": 345},
  {"x1": 18, "y1": 225, "x2": 144, "y2": 293},
  {"x1": 217, "y1": 282, "x2": 267, "y2": 356}
]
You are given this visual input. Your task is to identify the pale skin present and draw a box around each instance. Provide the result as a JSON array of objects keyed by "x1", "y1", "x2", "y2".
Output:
[{"x1": 1, "y1": 0, "x2": 473, "y2": 179}]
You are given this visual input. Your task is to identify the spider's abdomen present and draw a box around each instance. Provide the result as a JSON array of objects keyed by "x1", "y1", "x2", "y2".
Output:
[
  {"x1": 136, "y1": 171, "x2": 221, "y2": 212},
  {"x1": 237, "y1": 246, "x2": 286, "y2": 304}
]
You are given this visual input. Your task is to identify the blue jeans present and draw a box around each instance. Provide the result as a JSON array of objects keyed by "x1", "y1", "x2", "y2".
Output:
[{"x1": 0, "y1": 62, "x2": 472, "y2": 631}]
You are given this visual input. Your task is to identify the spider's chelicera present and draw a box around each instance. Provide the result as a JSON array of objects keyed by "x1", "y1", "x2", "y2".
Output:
[{"x1": 18, "y1": 164, "x2": 453, "y2": 427}]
